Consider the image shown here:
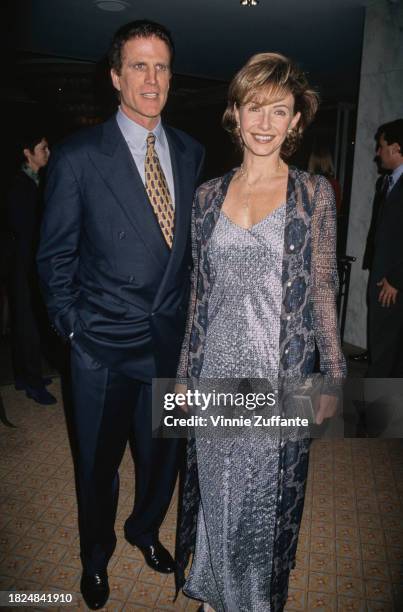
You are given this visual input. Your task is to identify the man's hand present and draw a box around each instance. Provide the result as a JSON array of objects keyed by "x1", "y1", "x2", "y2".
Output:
[
  {"x1": 315, "y1": 394, "x2": 338, "y2": 425},
  {"x1": 377, "y1": 277, "x2": 398, "y2": 307}
]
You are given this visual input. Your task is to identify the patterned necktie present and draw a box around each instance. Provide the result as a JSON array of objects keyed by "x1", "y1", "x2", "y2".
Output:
[
  {"x1": 144, "y1": 133, "x2": 174, "y2": 248},
  {"x1": 385, "y1": 174, "x2": 394, "y2": 196}
]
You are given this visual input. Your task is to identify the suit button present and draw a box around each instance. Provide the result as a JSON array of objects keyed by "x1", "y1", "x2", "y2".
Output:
[
  {"x1": 187, "y1": 264, "x2": 192, "y2": 271},
  {"x1": 128, "y1": 275, "x2": 134, "y2": 283},
  {"x1": 118, "y1": 231, "x2": 126, "y2": 239}
]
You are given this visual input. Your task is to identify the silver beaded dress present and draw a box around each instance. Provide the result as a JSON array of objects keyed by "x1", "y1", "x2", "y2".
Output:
[{"x1": 183, "y1": 204, "x2": 286, "y2": 612}]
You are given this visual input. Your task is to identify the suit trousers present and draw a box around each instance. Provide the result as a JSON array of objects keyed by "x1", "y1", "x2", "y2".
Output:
[
  {"x1": 70, "y1": 342, "x2": 180, "y2": 573},
  {"x1": 367, "y1": 288, "x2": 403, "y2": 377}
]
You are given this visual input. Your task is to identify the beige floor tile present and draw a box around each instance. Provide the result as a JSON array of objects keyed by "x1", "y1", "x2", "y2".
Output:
[
  {"x1": 309, "y1": 572, "x2": 336, "y2": 593},
  {"x1": 336, "y1": 596, "x2": 366, "y2": 611},
  {"x1": 336, "y1": 557, "x2": 362, "y2": 578},
  {"x1": 366, "y1": 601, "x2": 395, "y2": 611},
  {"x1": 336, "y1": 576, "x2": 364, "y2": 598},
  {"x1": 361, "y1": 544, "x2": 387, "y2": 562},
  {"x1": 0, "y1": 554, "x2": 30, "y2": 578},
  {"x1": 36, "y1": 542, "x2": 69, "y2": 564},
  {"x1": 335, "y1": 525, "x2": 359, "y2": 541},
  {"x1": 128, "y1": 580, "x2": 161, "y2": 607},
  {"x1": 388, "y1": 561, "x2": 403, "y2": 584},
  {"x1": 335, "y1": 539, "x2": 361, "y2": 559},
  {"x1": 289, "y1": 568, "x2": 308, "y2": 590},
  {"x1": 307, "y1": 591, "x2": 336, "y2": 611},
  {"x1": 285, "y1": 588, "x2": 306, "y2": 610},
  {"x1": 365, "y1": 579, "x2": 394, "y2": 602},
  {"x1": 310, "y1": 554, "x2": 336, "y2": 574},
  {"x1": 46, "y1": 564, "x2": 80, "y2": 590},
  {"x1": 23, "y1": 559, "x2": 55, "y2": 583},
  {"x1": 359, "y1": 527, "x2": 385, "y2": 546},
  {"x1": 110, "y1": 556, "x2": 143, "y2": 580},
  {"x1": 155, "y1": 586, "x2": 187, "y2": 610},
  {"x1": 386, "y1": 546, "x2": 403, "y2": 564},
  {"x1": 137, "y1": 565, "x2": 169, "y2": 587},
  {"x1": 335, "y1": 509, "x2": 358, "y2": 526},
  {"x1": 362, "y1": 560, "x2": 391, "y2": 582}
]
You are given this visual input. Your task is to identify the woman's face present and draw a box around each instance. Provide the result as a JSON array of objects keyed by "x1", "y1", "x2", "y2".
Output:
[
  {"x1": 235, "y1": 91, "x2": 300, "y2": 158},
  {"x1": 24, "y1": 138, "x2": 50, "y2": 171}
]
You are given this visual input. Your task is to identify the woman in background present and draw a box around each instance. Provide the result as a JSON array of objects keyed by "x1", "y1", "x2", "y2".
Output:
[
  {"x1": 176, "y1": 53, "x2": 346, "y2": 611},
  {"x1": 308, "y1": 144, "x2": 342, "y2": 214},
  {"x1": 6, "y1": 134, "x2": 56, "y2": 405}
]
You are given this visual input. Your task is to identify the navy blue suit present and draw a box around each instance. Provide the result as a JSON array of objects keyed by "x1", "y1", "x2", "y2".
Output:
[
  {"x1": 367, "y1": 174, "x2": 403, "y2": 376},
  {"x1": 37, "y1": 115, "x2": 204, "y2": 572}
]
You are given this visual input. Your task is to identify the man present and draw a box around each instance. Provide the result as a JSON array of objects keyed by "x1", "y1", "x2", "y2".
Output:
[
  {"x1": 37, "y1": 20, "x2": 204, "y2": 609},
  {"x1": 7, "y1": 134, "x2": 56, "y2": 404},
  {"x1": 350, "y1": 143, "x2": 388, "y2": 364},
  {"x1": 366, "y1": 119, "x2": 403, "y2": 377}
]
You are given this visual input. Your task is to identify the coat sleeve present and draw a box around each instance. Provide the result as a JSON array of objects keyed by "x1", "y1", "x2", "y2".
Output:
[
  {"x1": 176, "y1": 187, "x2": 202, "y2": 382},
  {"x1": 37, "y1": 147, "x2": 82, "y2": 339},
  {"x1": 311, "y1": 176, "x2": 347, "y2": 389}
]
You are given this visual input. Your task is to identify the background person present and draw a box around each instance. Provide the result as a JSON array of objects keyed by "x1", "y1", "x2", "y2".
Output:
[
  {"x1": 175, "y1": 52, "x2": 346, "y2": 611},
  {"x1": 6, "y1": 133, "x2": 55, "y2": 405},
  {"x1": 366, "y1": 119, "x2": 403, "y2": 377},
  {"x1": 308, "y1": 143, "x2": 342, "y2": 213}
]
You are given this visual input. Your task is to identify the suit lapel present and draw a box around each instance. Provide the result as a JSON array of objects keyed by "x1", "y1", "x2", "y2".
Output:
[
  {"x1": 89, "y1": 116, "x2": 169, "y2": 271},
  {"x1": 153, "y1": 126, "x2": 194, "y2": 309}
]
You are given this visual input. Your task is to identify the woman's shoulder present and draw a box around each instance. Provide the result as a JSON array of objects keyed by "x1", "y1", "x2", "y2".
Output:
[
  {"x1": 195, "y1": 169, "x2": 237, "y2": 209},
  {"x1": 197, "y1": 168, "x2": 237, "y2": 194},
  {"x1": 291, "y1": 167, "x2": 334, "y2": 199}
]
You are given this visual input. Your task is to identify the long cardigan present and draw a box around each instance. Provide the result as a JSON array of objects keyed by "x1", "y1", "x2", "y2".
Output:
[{"x1": 175, "y1": 166, "x2": 347, "y2": 610}]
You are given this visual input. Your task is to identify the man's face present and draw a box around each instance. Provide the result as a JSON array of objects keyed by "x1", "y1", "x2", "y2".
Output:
[
  {"x1": 376, "y1": 133, "x2": 399, "y2": 170},
  {"x1": 24, "y1": 138, "x2": 50, "y2": 171},
  {"x1": 111, "y1": 36, "x2": 171, "y2": 130}
]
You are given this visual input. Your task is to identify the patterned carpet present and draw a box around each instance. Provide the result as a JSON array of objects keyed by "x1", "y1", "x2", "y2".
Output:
[{"x1": 0, "y1": 380, "x2": 402, "y2": 611}]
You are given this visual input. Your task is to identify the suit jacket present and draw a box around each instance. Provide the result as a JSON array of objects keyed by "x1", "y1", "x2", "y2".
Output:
[
  {"x1": 370, "y1": 174, "x2": 403, "y2": 292},
  {"x1": 362, "y1": 174, "x2": 388, "y2": 271},
  {"x1": 37, "y1": 115, "x2": 204, "y2": 381}
]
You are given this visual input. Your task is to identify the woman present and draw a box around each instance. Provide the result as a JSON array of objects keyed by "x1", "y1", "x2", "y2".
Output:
[
  {"x1": 6, "y1": 134, "x2": 56, "y2": 405},
  {"x1": 175, "y1": 53, "x2": 346, "y2": 611}
]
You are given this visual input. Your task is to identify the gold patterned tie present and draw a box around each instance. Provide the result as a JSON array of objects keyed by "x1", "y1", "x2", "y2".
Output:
[{"x1": 144, "y1": 133, "x2": 174, "y2": 248}]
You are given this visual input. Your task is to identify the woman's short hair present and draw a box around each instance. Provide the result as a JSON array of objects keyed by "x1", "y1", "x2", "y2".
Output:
[{"x1": 222, "y1": 52, "x2": 319, "y2": 158}]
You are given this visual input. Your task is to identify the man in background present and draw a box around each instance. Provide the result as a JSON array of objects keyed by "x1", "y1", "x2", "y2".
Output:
[{"x1": 366, "y1": 119, "x2": 403, "y2": 377}]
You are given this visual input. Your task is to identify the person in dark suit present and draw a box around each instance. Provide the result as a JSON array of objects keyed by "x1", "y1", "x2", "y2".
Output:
[
  {"x1": 367, "y1": 119, "x2": 403, "y2": 377},
  {"x1": 350, "y1": 152, "x2": 388, "y2": 364},
  {"x1": 37, "y1": 20, "x2": 204, "y2": 609},
  {"x1": 6, "y1": 134, "x2": 56, "y2": 404}
]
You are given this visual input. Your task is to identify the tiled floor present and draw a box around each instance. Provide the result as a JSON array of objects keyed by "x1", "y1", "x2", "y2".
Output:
[{"x1": 1, "y1": 380, "x2": 402, "y2": 611}]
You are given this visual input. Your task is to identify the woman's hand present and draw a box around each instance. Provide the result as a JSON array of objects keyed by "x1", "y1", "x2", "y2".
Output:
[
  {"x1": 174, "y1": 383, "x2": 189, "y2": 413},
  {"x1": 315, "y1": 394, "x2": 338, "y2": 425}
]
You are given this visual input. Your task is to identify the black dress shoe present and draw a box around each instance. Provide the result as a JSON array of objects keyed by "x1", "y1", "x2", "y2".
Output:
[
  {"x1": 135, "y1": 540, "x2": 175, "y2": 573},
  {"x1": 349, "y1": 350, "x2": 369, "y2": 362},
  {"x1": 80, "y1": 571, "x2": 109, "y2": 610}
]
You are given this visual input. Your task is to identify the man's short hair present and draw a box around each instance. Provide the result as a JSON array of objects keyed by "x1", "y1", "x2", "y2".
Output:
[
  {"x1": 376, "y1": 119, "x2": 403, "y2": 154},
  {"x1": 108, "y1": 20, "x2": 175, "y2": 74}
]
